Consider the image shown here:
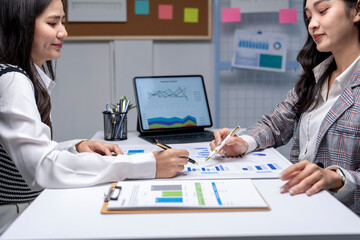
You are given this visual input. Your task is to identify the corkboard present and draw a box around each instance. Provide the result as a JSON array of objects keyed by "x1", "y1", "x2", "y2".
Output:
[{"x1": 65, "y1": 0, "x2": 211, "y2": 40}]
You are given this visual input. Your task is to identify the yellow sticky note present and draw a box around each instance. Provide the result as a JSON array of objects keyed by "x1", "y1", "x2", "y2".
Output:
[{"x1": 184, "y1": 8, "x2": 199, "y2": 23}]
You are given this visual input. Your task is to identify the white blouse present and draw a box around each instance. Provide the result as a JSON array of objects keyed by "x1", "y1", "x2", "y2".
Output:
[{"x1": 0, "y1": 65, "x2": 156, "y2": 191}]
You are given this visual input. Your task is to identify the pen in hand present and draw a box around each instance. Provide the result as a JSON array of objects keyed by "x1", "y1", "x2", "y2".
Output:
[
  {"x1": 206, "y1": 126, "x2": 241, "y2": 161},
  {"x1": 154, "y1": 139, "x2": 199, "y2": 165}
]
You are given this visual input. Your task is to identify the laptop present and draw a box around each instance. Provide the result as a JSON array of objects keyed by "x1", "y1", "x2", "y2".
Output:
[{"x1": 133, "y1": 75, "x2": 214, "y2": 144}]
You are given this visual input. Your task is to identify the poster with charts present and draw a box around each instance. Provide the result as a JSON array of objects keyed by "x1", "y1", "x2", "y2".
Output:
[
  {"x1": 106, "y1": 179, "x2": 269, "y2": 210},
  {"x1": 232, "y1": 30, "x2": 288, "y2": 72},
  {"x1": 120, "y1": 143, "x2": 291, "y2": 179}
]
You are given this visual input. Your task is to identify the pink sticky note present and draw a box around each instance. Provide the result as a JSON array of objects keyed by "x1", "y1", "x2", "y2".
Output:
[
  {"x1": 159, "y1": 4, "x2": 173, "y2": 20},
  {"x1": 279, "y1": 8, "x2": 297, "y2": 24},
  {"x1": 222, "y1": 8, "x2": 241, "y2": 23}
]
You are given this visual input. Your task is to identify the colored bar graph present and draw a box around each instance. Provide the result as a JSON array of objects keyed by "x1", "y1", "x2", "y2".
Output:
[
  {"x1": 255, "y1": 166, "x2": 262, "y2": 170},
  {"x1": 186, "y1": 164, "x2": 231, "y2": 173}
]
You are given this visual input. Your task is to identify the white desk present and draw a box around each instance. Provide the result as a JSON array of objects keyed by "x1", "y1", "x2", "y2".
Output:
[{"x1": 2, "y1": 132, "x2": 360, "y2": 240}]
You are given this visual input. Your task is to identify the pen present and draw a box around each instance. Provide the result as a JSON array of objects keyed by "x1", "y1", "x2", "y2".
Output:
[
  {"x1": 205, "y1": 126, "x2": 241, "y2": 161},
  {"x1": 154, "y1": 139, "x2": 199, "y2": 165}
]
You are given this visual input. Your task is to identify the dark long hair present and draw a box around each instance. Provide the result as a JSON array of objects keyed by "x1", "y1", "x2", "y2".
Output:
[
  {"x1": 295, "y1": 0, "x2": 360, "y2": 116},
  {"x1": 0, "y1": 0, "x2": 64, "y2": 137}
]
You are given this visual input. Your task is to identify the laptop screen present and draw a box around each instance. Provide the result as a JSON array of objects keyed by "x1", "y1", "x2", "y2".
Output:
[{"x1": 133, "y1": 75, "x2": 212, "y2": 133}]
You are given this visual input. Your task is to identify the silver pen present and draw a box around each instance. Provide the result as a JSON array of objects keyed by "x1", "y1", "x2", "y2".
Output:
[{"x1": 206, "y1": 126, "x2": 241, "y2": 161}]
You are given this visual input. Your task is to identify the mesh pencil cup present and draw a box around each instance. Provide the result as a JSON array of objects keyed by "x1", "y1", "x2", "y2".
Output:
[{"x1": 102, "y1": 111, "x2": 127, "y2": 140}]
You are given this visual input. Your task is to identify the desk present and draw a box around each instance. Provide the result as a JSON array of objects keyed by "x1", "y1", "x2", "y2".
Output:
[{"x1": 2, "y1": 131, "x2": 360, "y2": 240}]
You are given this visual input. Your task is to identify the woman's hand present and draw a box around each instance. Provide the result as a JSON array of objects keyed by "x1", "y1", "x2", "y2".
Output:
[
  {"x1": 75, "y1": 140, "x2": 123, "y2": 156},
  {"x1": 280, "y1": 160, "x2": 344, "y2": 196},
  {"x1": 153, "y1": 149, "x2": 189, "y2": 178},
  {"x1": 209, "y1": 128, "x2": 248, "y2": 157}
]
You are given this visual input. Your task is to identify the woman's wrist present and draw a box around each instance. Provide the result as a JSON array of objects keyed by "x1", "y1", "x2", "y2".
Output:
[
  {"x1": 75, "y1": 140, "x2": 87, "y2": 152},
  {"x1": 328, "y1": 168, "x2": 345, "y2": 191}
]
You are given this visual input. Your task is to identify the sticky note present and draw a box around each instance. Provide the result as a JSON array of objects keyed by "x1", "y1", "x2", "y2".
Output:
[
  {"x1": 222, "y1": 8, "x2": 241, "y2": 23},
  {"x1": 159, "y1": 4, "x2": 173, "y2": 20},
  {"x1": 279, "y1": 8, "x2": 297, "y2": 23},
  {"x1": 135, "y1": 0, "x2": 149, "y2": 15},
  {"x1": 184, "y1": 8, "x2": 199, "y2": 23}
]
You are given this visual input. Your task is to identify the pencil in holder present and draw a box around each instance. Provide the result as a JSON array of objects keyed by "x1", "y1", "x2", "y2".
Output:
[{"x1": 102, "y1": 111, "x2": 127, "y2": 140}]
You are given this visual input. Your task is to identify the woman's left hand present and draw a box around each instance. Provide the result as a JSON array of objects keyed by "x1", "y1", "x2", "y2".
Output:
[
  {"x1": 75, "y1": 140, "x2": 123, "y2": 156},
  {"x1": 279, "y1": 160, "x2": 344, "y2": 196}
]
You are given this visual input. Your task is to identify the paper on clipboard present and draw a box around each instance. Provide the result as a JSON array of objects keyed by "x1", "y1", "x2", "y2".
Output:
[
  {"x1": 232, "y1": 30, "x2": 288, "y2": 72},
  {"x1": 102, "y1": 179, "x2": 270, "y2": 213}
]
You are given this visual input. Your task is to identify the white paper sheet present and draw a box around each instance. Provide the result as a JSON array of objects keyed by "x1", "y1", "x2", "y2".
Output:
[{"x1": 106, "y1": 179, "x2": 268, "y2": 210}]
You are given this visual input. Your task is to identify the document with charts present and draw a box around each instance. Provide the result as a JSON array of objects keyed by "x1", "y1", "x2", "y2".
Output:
[
  {"x1": 120, "y1": 143, "x2": 291, "y2": 180},
  {"x1": 173, "y1": 143, "x2": 291, "y2": 179},
  {"x1": 104, "y1": 179, "x2": 269, "y2": 211}
]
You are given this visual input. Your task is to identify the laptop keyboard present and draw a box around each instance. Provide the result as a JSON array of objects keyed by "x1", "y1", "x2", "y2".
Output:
[{"x1": 140, "y1": 131, "x2": 215, "y2": 144}]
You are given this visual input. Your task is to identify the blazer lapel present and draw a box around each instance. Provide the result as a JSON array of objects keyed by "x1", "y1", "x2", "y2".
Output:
[{"x1": 315, "y1": 72, "x2": 360, "y2": 150}]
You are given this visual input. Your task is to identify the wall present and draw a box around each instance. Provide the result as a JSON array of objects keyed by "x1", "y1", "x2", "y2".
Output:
[{"x1": 51, "y1": 40, "x2": 215, "y2": 141}]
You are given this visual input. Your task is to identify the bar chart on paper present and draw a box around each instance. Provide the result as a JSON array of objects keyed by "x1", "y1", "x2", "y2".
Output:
[
  {"x1": 120, "y1": 143, "x2": 291, "y2": 179},
  {"x1": 106, "y1": 179, "x2": 269, "y2": 210},
  {"x1": 172, "y1": 143, "x2": 292, "y2": 179}
]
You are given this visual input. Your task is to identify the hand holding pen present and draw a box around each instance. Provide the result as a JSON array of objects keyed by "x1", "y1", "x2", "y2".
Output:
[
  {"x1": 154, "y1": 139, "x2": 198, "y2": 165},
  {"x1": 207, "y1": 126, "x2": 243, "y2": 161}
]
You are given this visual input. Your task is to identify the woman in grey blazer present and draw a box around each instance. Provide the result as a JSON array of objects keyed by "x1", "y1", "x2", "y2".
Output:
[{"x1": 211, "y1": 0, "x2": 360, "y2": 215}]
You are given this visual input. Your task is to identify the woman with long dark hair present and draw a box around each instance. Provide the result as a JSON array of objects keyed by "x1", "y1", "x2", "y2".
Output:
[
  {"x1": 211, "y1": 0, "x2": 360, "y2": 215},
  {"x1": 0, "y1": 0, "x2": 188, "y2": 231}
]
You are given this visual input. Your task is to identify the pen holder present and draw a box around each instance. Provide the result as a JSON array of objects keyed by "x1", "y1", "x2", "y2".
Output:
[{"x1": 102, "y1": 111, "x2": 127, "y2": 140}]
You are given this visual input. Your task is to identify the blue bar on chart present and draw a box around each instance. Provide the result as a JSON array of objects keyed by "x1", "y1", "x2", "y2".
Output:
[
  {"x1": 156, "y1": 197, "x2": 183, "y2": 203},
  {"x1": 268, "y1": 163, "x2": 282, "y2": 170},
  {"x1": 268, "y1": 164, "x2": 276, "y2": 170},
  {"x1": 211, "y1": 182, "x2": 222, "y2": 205}
]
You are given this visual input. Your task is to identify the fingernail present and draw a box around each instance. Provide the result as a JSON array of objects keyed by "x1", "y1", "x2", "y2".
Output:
[
  {"x1": 306, "y1": 190, "x2": 312, "y2": 196},
  {"x1": 278, "y1": 173, "x2": 283, "y2": 179},
  {"x1": 280, "y1": 187, "x2": 285, "y2": 193},
  {"x1": 225, "y1": 139, "x2": 231, "y2": 144},
  {"x1": 289, "y1": 188, "x2": 295, "y2": 195}
]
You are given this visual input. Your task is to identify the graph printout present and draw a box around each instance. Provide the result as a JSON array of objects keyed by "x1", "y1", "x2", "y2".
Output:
[
  {"x1": 67, "y1": 0, "x2": 127, "y2": 22},
  {"x1": 106, "y1": 179, "x2": 268, "y2": 210},
  {"x1": 169, "y1": 143, "x2": 291, "y2": 179},
  {"x1": 232, "y1": 30, "x2": 288, "y2": 72},
  {"x1": 121, "y1": 143, "x2": 292, "y2": 179}
]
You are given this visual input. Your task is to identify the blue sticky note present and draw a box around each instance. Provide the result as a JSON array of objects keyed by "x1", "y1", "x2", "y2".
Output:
[{"x1": 135, "y1": 0, "x2": 149, "y2": 15}]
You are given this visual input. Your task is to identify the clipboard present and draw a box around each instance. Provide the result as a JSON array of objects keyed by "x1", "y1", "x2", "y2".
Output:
[{"x1": 101, "y1": 179, "x2": 271, "y2": 214}]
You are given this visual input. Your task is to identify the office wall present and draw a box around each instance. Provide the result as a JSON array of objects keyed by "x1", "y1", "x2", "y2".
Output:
[{"x1": 51, "y1": 40, "x2": 215, "y2": 141}]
